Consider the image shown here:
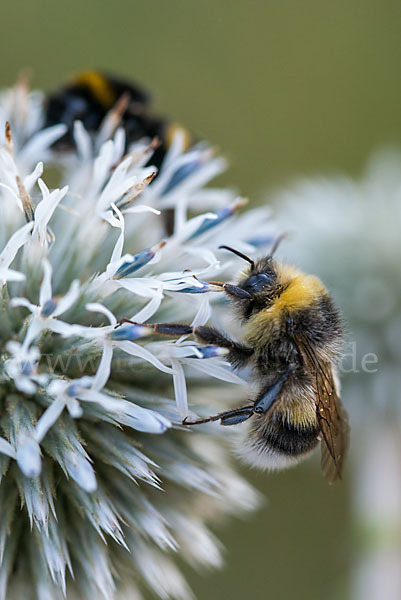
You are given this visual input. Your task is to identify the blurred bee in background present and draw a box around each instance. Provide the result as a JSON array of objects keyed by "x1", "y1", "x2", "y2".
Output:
[
  {"x1": 119, "y1": 241, "x2": 349, "y2": 483},
  {"x1": 44, "y1": 70, "x2": 193, "y2": 233},
  {"x1": 44, "y1": 69, "x2": 190, "y2": 170}
]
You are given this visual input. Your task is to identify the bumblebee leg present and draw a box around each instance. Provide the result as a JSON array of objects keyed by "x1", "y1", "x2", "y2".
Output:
[
  {"x1": 193, "y1": 326, "x2": 254, "y2": 368},
  {"x1": 184, "y1": 366, "x2": 295, "y2": 427},
  {"x1": 207, "y1": 281, "x2": 252, "y2": 300},
  {"x1": 253, "y1": 366, "x2": 295, "y2": 415},
  {"x1": 116, "y1": 321, "x2": 253, "y2": 367},
  {"x1": 221, "y1": 283, "x2": 252, "y2": 300},
  {"x1": 183, "y1": 405, "x2": 254, "y2": 426},
  {"x1": 116, "y1": 318, "x2": 193, "y2": 336}
]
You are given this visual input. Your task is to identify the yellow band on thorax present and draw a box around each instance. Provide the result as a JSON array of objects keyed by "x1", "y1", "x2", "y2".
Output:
[
  {"x1": 270, "y1": 274, "x2": 326, "y2": 315},
  {"x1": 244, "y1": 270, "x2": 327, "y2": 345}
]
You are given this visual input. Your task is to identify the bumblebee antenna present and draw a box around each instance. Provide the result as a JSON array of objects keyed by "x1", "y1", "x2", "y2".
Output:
[
  {"x1": 267, "y1": 233, "x2": 288, "y2": 258},
  {"x1": 219, "y1": 245, "x2": 254, "y2": 268}
]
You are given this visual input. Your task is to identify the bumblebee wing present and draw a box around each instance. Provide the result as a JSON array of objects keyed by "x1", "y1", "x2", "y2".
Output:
[
  {"x1": 296, "y1": 337, "x2": 349, "y2": 483},
  {"x1": 315, "y1": 362, "x2": 349, "y2": 483}
]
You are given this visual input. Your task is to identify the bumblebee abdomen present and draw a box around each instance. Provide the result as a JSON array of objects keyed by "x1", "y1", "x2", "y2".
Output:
[
  {"x1": 238, "y1": 417, "x2": 320, "y2": 472},
  {"x1": 262, "y1": 419, "x2": 319, "y2": 455}
]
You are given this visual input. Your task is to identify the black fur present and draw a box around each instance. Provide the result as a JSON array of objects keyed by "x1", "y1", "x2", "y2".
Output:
[{"x1": 252, "y1": 416, "x2": 320, "y2": 456}]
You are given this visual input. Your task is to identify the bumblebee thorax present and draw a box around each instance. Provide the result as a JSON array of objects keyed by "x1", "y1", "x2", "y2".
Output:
[{"x1": 269, "y1": 272, "x2": 327, "y2": 316}]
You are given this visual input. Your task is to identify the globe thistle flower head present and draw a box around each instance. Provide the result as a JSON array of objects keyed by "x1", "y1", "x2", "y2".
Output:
[{"x1": 0, "y1": 79, "x2": 276, "y2": 600}]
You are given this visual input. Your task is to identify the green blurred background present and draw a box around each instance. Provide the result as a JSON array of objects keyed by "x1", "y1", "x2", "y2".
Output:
[{"x1": 3, "y1": 0, "x2": 401, "y2": 598}]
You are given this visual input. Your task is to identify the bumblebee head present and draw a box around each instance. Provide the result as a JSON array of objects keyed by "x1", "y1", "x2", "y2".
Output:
[{"x1": 218, "y1": 245, "x2": 282, "y2": 320}]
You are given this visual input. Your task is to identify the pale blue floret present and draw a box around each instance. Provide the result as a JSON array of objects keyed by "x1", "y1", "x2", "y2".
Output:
[
  {"x1": 109, "y1": 324, "x2": 151, "y2": 341},
  {"x1": 114, "y1": 247, "x2": 156, "y2": 279},
  {"x1": 173, "y1": 280, "x2": 214, "y2": 293},
  {"x1": 40, "y1": 298, "x2": 58, "y2": 317},
  {"x1": 188, "y1": 345, "x2": 229, "y2": 359},
  {"x1": 188, "y1": 205, "x2": 237, "y2": 240},
  {"x1": 163, "y1": 158, "x2": 201, "y2": 194}
]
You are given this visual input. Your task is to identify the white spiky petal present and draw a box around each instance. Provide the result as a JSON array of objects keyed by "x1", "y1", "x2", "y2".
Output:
[{"x1": 0, "y1": 81, "x2": 275, "y2": 600}]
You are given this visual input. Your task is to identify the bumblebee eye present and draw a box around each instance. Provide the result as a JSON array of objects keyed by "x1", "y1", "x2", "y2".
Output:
[{"x1": 242, "y1": 273, "x2": 272, "y2": 292}]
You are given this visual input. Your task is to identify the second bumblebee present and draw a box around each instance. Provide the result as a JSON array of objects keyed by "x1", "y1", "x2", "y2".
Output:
[{"x1": 44, "y1": 70, "x2": 190, "y2": 169}]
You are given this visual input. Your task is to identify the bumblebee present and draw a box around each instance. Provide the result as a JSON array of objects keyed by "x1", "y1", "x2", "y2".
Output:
[
  {"x1": 120, "y1": 242, "x2": 349, "y2": 483},
  {"x1": 44, "y1": 70, "x2": 187, "y2": 169}
]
